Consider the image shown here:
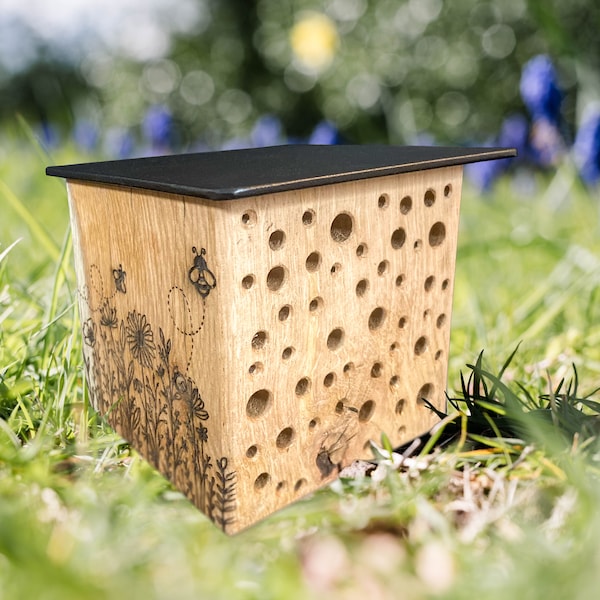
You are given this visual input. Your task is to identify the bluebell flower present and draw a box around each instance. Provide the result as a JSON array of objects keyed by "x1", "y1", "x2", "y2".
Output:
[
  {"x1": 308, "y1": 120, "x2": 342, "y2": 145},
  {"x1": 465, "y1": 155, "x2": 505, "y2": 192},
  {"x1": 573, "y1": 108, "x2": 600, "y2": 185},
  {"x1": 251, "y1": 115, "x2": 283, "y2": 147},
  {"x1": 73, "y1": 119, "x2": 99, "y2": 152},
  {"x1": 142, "y1": 105, "x2": 174, "y2": 149},
  {"x1": 519, "y1": 55, "x2": 563, "y2": 124}
]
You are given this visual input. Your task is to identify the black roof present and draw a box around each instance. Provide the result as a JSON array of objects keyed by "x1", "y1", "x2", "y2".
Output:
[{"x1": 46, "y1": 144, "x2": 516, "y2": 201}]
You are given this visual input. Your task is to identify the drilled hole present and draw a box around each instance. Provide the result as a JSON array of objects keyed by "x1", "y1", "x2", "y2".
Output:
[
  {"x1": 248, "y1": 362, "x2": 263, "y2": 375},
  {"x1": 254, "y1": 472, "x2": 271, "y2": 490},
  {"x1": 267, "y1": 265, "x2": 286, "y2": 291},
  {"x1": 251, "y1": 331, "x2": 268, "y2": 350},
  {"x1": 441, "y1": 278, "x2": 450, "y2": 291},
  {"x1": 436, "y1": 314, "x2": 447, "y2": 328},
  {"x1": 330, "y1": 262, "x2": 342, "y2": 275},
  {"x1": 414, "y1": 239, "x2": 423, "y2": 251},
  {"x1": 327, "y1": 328, "x2": 345, "y2": 351},
  {"x1": 398, "y1": 425, "x2": 407, "y2": 436},
  {"x1": 323, "y1": 372, "x2": 336, "y2": 388},
  {"x1": 390, "y1": 342, "x2": 399, "y2": 352},
  {"x1": 302, "y1": 209, "x2": 315, "y2": 226},
  {"x1": 435, "y1": 349, "x2": 443, "y2": 360},
  {"x1": 282, "y1": 346, "x2": 295, "y2": 360},
  {"x1": 395, "y1": 398, "x2": 406, "y2": 414},
  {"x1": 356, "y1": 243, "x2": 368, "y2": 257},
  {"x1": 246, "y1": 445, "x2": 258, "y2": 458},
  {"x1": 309, "y1": 417, "x2": 320, "y2": 430},
  {"x1": 368, "y1": 307, "x2": 386, "y2": 331},
  {"x1": 398, "y1": 317, "x2": 407, "y2": 329},
  {"x1": 294, "y1": 478, "x2": 307, "y2": 492},
  {"x1": 414, "y1": 336, "x2": 429, "y2": 355},
  {"x1": 400, "y1": 195, "x2": 412, "y2": 214},
  {"x1": 444, "y1": 184, "x2": 452, "y2": 198},
  {"x1": 429, "y1": 222, "x2": 446, "y2": 247},
  {"x1": 276, "y1": 427, "x2": 295, "y2": 449},
  {"x1": 391, "y1": 228, "x2": 406, "y2": 249},
  {"x1": 358, "y1": 400, "x2": 376, "y2": 423},
  {"x1": 423, "y1": 309, "x2": 431, "y2": 320},
  {"x1": 378, "y1": 194, "x2": 389, "y2": 209},
  {"x1": 343, "y1": 362, "x2": 354, "y2": 374},
  {"x1": 295, "y1": 377, "x2": 311, "y2": 396},
  {"x1": 330, "y1": 213, "x2": 353, "y2": 243},
  {"x1": 278, "y1": 305, "x2": 292, "y2": 321},
  {"x1": 241, "y1": 210, "x2": 257, "y2": 227},
  {"x1": 242, "y1": 275, "x2": 255, "y2": 289},
  {"x1": 356, "y1": 279, "x2": 369, "y2": 297},
  {"x1": 305, "y1": 251, "x2": 322, "y2": 272},
  {"x1": 424, "y1": 275, "x2": 435, "y2": 291},
  {"x1": 246, "y1": 389, "x2": 272, "y2": 418},
  {"x1": 395, "y1": 274, "x2": 405, "y2": 287},
  {"x1": 370, "y1": 362, "x2": 383, "y2": 378},
  {"x1": 269, "y1": 229, "x2": 286, "y2": 250},
  {"x1": 377, "y1": 260, "x2": 389, "y2": 276},
  {"x1": 335, "y1": 400, "x2": 345, "y2": 414},
  {"x1": 276, "y1": 481, "x2": 287, "y2": 492},
  {"x1": 309, "y1": 296, "x2": 323, "y2": 313},
  {"x1": 390, "y1": 375, "x2": 400, "y2": 388},
  {"x1": 417, "y1": 383, "x2": 434, "y2": 405},
  {"x1": 424, "y1": 189, "x2": 436, "y2": 207}
]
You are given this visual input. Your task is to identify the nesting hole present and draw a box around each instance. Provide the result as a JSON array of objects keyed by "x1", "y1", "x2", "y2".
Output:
[
  {"x1": 417, "y1": 383, "x2": 434, "y2": 405},
  {"x1": 391, "y1": 228, "x2": 407, "y2": 249},
  {"x1": 398, "y1": 425, "x2": 407, "y2": 437},
  {"x1": 241, "y1": 274, "x2": 255, "y2": 289},
  {"x1": 302, "y1": 209, "x2": 316, "y2": 226},
  {"x1": 343, "y1": 362, "x2": 355, "y2": 374},
  {"x1": 278, "y1": 305, "x2": 292, "y2": 321},
  {"x1": 370, "y1": 362, "x2": 383, "y2": 378},
  {"x1": 400, "y1": 195, "x2": 412, "y2": 214},
  {"x1": 276, "y1": 427, "x2": 295, "y2": 449},
  {"x1": 356, "y1": 279, "x2": 369, "y2": 297},
  {"x1": 444, "y1": 184, "x2": 453, "y2": 198},
  {"x1": 358, "y1": 400, "x2": 376, "y2": 423},
  {"x1": 395, "y1": 274, "x2": 405, "y2": 287},
  {"x1": 442, "y1": 278, "x2": 450, "y2": 291},
  {"x1": 241, "y1": 210, "x2": 257, "y2": 227},
  {"x1": 429, "y1": 222, "x2": 446, "y2": 247},
  {"x1": 424, "y1": 189, "x2": 436, "y2": 207},
  {"x1": 295, "y1": 377, "x2": 311, "y2": 396},
  {"x1": 377, "y1": 260, "x2": 389, "y2": 276},
  {"x1": 248, "y1": 362, "x2": 263, "y2": 375},
  {"x1": 398, "y1": 317, "x2": 407, "y2": 329},
  {"x1": 378, "y1": 194, "x2": 390, "y2": 209},
  {"x1": 414, "y1": 336, "x2": 429, "y2": 356},
  {"x1": 309, "y1": 296, "x2": 324, "y2": 313},
  {"x1": 282, "y1": 346, "x2": 295, "y2": 360},
  {"x1": 390, "y1": 342, "x2": 399, "y2": 352},
  {"x1": 395, "y1": 398, "x2": 406, "y2": 415},
  {"x1": 306, "y1": 251, "x2": 322, "y2": 272},
  {"x1": 276, "y1": 481, "x2": 287, "y2": 493},
  {"x1": 254, "y1": 472, "x2": 271, "y2": 490},
  {"x1": 424, "y1": 275, "x2": 435, "y2": 291},
  {"x1": 330, "y1": 213, "x2": 354, "y2": 243},
  {"x1": 246, "y1": 389, "x2": 272, "y2": 418},
  {"x1": 267, "y1": 265, "x2": 286, "y2": 291},
  {"x1": 335, "y1": 400, "x2": 345, "y2": 414},
  {"x1": 390, "y1": 375, "x2": 400, "y2": 388},
  {"x1": 436, "y1": 314, "x2": 447, "y2": 328},
  {"x1": 330, "y1": 262, "x2": 342, "y2": 276},
  {"x1": 414, "y1": 239, "x2": 423, "y2": 251},
  {"x1": 323, "y1": 372, "x2": 336, "y2": 388},
  {"x1": 246, "y1": 445, "x2": 258, "y2": 458},
  {"x1": 309, "y1": 417, "x2": 320, "y2": 430},
  {"x1": 269, "y1": 229, "x2": 286, "y2": 250},
  {"x1": 356, "y1": 243, "x2": 368, "y2": 257},
  {"x1": 423, "y1": 309, "x2": 431, "y2": 319},
  {"x1": 251, "y1": 330, "x2": 268, "y2": 350},
  {"x1": 327, "y1": 328, "x2": 345, "y2": 351},
  {"x1": 435, "y1": 349, "x2": 443, "y2": 360},
  {"x1": 368, "y1": 307, "x2": 386, "y2": 331},
  {"x1": 294, "y1": 479, "x2": 307, "y2": 493}
]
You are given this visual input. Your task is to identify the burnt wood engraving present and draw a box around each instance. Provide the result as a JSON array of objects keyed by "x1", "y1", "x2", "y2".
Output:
[{"x1": 79, "y1": 250, "x2": 236, "y2": 532}]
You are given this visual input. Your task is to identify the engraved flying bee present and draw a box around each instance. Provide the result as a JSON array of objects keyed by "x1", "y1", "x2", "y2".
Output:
[
  {"x1": 188, "y1": 247, "x2": 216, "y2": 299},
  {"x1": 112, "y1": 264, "x2": 126, "y2": 293}
]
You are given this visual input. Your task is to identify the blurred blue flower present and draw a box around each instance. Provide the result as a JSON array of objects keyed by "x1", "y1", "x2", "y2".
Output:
[
  {"x1": 36, "y1": 121, "x2": 60, "y2": 150},
  {"x1": 103, "y1": 127, "x2": 134, "y2": 159},
  {"x1": 465, "y1": 154, "x2": 505, "y2": 192},
  {"x1": 142, "y1": 104, "x2": 174, "y2": 149},
  {"x1": 73, "y1": 119, "x2": 99, "y2": 152},
  {"x1": 529, "y1": 116, "x2": 565, "y2": 166},
  {"x1": 308, "y1": 120, "x2": 342, "y2": 145},
  {"x1": 573, "y1": 108, "x2": 600, "y2": 185},
  {"x1": 251, "y1": 115, "x2": 283, "y2": 147},
  {"x1": 519, "y1": 55, "x2": 563, "y2": 124},
  {"x1": 498, "y1": 114, "x2": 529, "y2": 156}
]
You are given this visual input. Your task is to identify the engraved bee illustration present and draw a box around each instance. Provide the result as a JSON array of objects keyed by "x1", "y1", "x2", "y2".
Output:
[
  {"x1": 316, "y1": 426, "x2": 356, "y2": 479},
  {"x1": 112, "y1": 264, "x2": 127, "y2": 294},
  {"x1": 188, "y1": 247, "x2": 217, "y2": 299}
]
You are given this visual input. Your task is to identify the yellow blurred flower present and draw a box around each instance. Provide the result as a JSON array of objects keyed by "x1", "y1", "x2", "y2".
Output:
[{"x1": 290, "y1": 12, "x2": 339, "y2": 73}]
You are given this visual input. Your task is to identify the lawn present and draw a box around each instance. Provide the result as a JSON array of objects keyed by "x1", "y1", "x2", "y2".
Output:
[{"x1": 2, "y1": 131, "x2": 600, "y2": 599}]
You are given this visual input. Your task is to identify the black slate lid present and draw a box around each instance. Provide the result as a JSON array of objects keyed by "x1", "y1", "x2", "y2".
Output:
[{"x1": 46, "y1": 144, "x2": 516, "y2": 201}]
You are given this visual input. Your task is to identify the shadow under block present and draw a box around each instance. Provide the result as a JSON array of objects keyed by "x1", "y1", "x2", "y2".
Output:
[{"x1": 47, "y1": 144, "x2": 515, "y2": 533}]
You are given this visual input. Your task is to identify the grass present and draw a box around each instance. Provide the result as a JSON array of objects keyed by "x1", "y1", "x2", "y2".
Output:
[{"x1": 2, "y1": 131, "x2": 600, "y2": 599}]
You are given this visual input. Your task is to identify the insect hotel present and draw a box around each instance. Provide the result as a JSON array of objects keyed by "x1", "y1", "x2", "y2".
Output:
[{"x1": 47, "y1": 144, "x2": 514, "y2": 534}]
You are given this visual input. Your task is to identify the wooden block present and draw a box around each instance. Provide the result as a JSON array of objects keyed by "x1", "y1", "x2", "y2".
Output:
[{"x1": 47, "y1": 144, "x2": 515, "y2": 533}]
